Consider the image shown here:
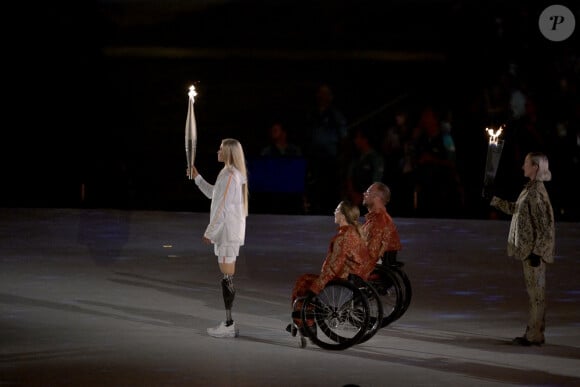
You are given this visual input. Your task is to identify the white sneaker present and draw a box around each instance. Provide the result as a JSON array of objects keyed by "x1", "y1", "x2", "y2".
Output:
[{"x1": 207, "y1": 321, "x2": 238, "y2": 338}]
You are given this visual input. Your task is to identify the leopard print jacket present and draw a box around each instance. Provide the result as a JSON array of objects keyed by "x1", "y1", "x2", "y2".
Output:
[{"x1": 491, "y1": 180, "x2": 555, "y2": 263}]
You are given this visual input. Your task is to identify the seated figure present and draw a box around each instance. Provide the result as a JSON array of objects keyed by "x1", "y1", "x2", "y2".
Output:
[{"x1": 288, "y1": 200, "x2": 372, "y2": 333}]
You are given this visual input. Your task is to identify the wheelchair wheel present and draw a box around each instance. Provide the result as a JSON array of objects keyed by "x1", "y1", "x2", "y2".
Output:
[
  {"x1": 389, "y1": 265, "x2": 412, "y2": 321},
  {"x1": 351, "y1": 276, "x2": 384, "y2": 344},
  {"x1": 301, "y1": 279, "x2": 370, "y2": 350},
  {"x1": 368, "y1": 265, "x2": 403, "y2": 328}
]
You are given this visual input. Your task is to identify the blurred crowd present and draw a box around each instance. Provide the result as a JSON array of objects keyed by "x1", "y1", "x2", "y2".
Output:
[
  {"x1": 59, "y1": 2, "x2": 578, "y2": 222},
  {"x1": 252, "y1": 56, "x2": 579, "y2": 221}
]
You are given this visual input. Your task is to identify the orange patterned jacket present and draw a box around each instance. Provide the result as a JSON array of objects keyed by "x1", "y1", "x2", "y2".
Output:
[
  {"x1": 309, "y1": 225, "x2": 371, "y2": 294},
  {"x1": 362, "y1": 207, "x2": 402, "y2": 263}
]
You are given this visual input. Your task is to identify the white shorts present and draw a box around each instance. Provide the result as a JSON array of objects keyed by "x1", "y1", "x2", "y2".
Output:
[
  {"x1": 214, "y1": 244, "x2": 239, "y2": 264},
  {"x1": 218, "y1": 255, "x2": 236, "y2": 264}
]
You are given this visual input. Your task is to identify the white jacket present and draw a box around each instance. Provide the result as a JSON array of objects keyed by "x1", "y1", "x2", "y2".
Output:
[{"x1": 194, "y1": 166, "x2": 246, "y2": 246}]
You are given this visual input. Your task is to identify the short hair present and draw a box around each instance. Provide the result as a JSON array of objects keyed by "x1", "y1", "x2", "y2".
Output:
[
  {"x1": 527, "y1": 152, "x2": 552, "y2": 182},
  {"x1": 374, "y1": 182, "x2": 391, "y2": 204}
]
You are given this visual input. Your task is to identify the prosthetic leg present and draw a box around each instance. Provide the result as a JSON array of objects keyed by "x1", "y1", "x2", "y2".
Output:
[
  {"x1": 207, "y1": 273, "x2": 238, "y2": 338},
  {"x1": 222, "y1": 274, "x2": 236, "y2": 326}
]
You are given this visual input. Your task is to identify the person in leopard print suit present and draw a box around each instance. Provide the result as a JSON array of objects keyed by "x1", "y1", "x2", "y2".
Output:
[{"x1": 490, "y1": 152, "x2": 555, "y2": 346}]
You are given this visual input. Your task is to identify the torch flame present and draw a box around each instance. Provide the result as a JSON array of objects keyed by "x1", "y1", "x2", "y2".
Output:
[
  {"x1": 188, "y1": 85, "x2": 197, "y2": 103},
  {"x1": 485, "y1": 126, "x2": 504, "y2": 145}
]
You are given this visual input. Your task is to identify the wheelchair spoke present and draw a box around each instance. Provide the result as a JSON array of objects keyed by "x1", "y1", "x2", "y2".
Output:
[{"x1": 301, "y1": 280, "x2": 370, "y2": 350}]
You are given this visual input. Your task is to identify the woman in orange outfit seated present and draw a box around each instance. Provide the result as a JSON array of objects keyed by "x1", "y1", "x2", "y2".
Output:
[{"x1": 288, "y1": 200, "x2": 372, "y2": 333}]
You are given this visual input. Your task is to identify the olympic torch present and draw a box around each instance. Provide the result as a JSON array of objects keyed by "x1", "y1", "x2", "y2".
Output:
[
  {"x1": 482, "y1": 125, "x2": 504, "y2": 197},
  {"x1": 185, "y1": 85, "x2": 197, "y2": 180}
]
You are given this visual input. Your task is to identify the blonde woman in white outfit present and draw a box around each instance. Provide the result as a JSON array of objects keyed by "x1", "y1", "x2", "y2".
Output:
[{"x1": 189, "y1": 138, "x2": 249, "y2": 338}]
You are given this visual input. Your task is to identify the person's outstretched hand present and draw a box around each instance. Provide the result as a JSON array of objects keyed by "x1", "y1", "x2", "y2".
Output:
[{"x1": 187, "y1": 165, "x2": 199, "y2": 179}]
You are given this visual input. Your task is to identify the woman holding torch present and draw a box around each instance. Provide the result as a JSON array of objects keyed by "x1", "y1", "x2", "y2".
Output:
[
  {"x1": 488, "y1": 152, "x2": 555, "y2": 346},
  {"x1": 188, "y1": 138, "x2": 249, "y2": 338}
]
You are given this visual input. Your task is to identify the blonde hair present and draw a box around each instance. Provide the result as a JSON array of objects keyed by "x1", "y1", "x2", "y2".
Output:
[
  {"x1": 338, "y1": 200, "x2": 364, "y2": 238},
  {"x1": 527, "y1": 152, "x2": 552, "y2": 182},
  {"x1": 221, "y1": 138, "x2": 249, "y2": 216}
]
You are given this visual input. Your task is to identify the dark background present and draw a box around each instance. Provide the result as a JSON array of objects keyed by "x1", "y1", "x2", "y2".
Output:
[{"x1": 2, "y1": 0, "x2": 579, "y2": 220}]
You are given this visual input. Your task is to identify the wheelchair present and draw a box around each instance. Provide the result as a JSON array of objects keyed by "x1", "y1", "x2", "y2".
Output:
[
  {"x1": 289, "y1": 256, "x2": 412, "y2": 350},
  {"x1": 368, "y1": 251, "x2": 413, "y2": 326}
]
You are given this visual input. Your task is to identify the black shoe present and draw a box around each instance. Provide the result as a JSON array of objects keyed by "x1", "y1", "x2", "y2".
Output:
[
  {"x1": 512, "y1": 336, "x2": 543, "y2": 346},
  {"x1": 286, "y1": 323, "x2": 297, "y2": 337}
]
